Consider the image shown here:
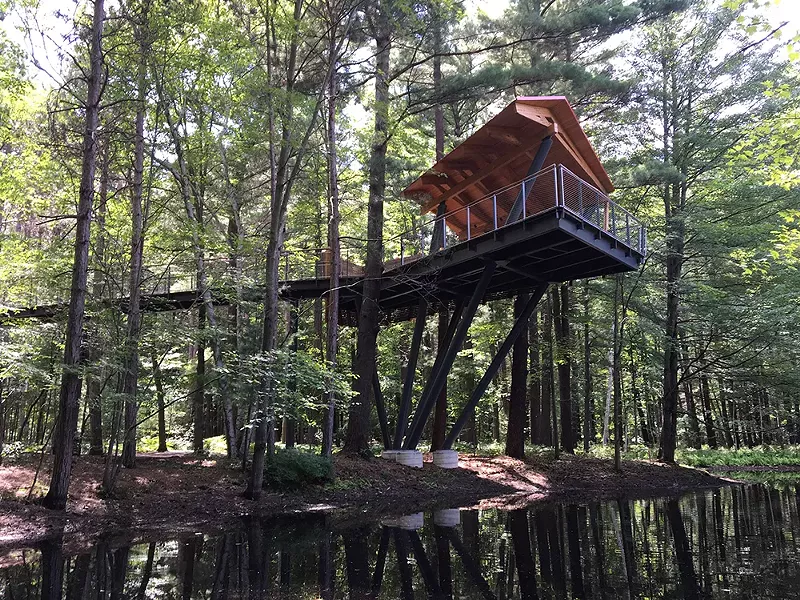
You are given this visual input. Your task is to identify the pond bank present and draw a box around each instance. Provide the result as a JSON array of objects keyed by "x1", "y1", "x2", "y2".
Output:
[{"x1": 0, "y1": 451, "x2": 730, "y2": 552}]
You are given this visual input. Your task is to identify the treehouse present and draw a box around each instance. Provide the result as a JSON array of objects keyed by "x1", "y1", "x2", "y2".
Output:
[
  {"x1": 281, "y1": 96, "x2": 646, "y2": 461},
  {"x1": 281, "y1": 96, "x2": 644, "y2": 322},
  {"x1": 1, "y1": 97, "x2": 644, "y2": 463}
]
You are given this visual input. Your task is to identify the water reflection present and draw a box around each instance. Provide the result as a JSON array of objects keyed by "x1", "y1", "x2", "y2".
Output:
[{"x1": 4, "y1": 484, "x2": 800, "y2": 598}]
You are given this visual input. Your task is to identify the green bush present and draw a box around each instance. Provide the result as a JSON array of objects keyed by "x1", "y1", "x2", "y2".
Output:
[
  {"x1": 264, "y1": 449, "x2": 333, "y2": 488},
  {"x1": 677, "y1": 446, "x2": 800, "y2": 467}
]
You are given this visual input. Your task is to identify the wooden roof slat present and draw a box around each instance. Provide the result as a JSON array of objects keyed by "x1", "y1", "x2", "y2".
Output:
[{"x1": 404, "y1": 96, "x2": 613, "y2": 234}]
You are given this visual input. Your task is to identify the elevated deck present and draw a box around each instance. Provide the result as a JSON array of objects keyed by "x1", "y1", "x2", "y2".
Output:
[
  {"x1": 1, "y1": 97, "x2": 645, "y2": 326},
  {"x1": 281, "y1": 164, "x2": 644, "y2": 322}
]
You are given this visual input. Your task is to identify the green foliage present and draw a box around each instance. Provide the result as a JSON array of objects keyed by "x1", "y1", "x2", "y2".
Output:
[
  {"x1": 264, "y1": 449, "x2": 333, "y2": 489},
  {"x1": 678, "y1": 446, "x2": 800, "y2": 467}
]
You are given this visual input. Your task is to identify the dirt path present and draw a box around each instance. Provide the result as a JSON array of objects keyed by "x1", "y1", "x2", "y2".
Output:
[{"x1": 0, "y1": 451, "x2": 731, "y2": 552}]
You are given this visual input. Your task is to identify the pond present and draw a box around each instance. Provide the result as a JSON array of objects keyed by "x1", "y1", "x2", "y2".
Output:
[{"x1": 3, "y1": 483, "x2": 800, "y2": 599}]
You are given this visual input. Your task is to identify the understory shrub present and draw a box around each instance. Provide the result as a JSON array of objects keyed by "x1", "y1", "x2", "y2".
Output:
[
  {"x1": 677, "y1": 446, "x2": 800, "y2": 467},
  {"x1": 264, "y1": 449, "x2": 333, "y2": 488}
]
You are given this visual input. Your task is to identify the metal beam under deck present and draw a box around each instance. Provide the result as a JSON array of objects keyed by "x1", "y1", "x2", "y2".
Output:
[
  {"x1": 367, "y1": 209, "x2": 640, "y2": 318},
  {"x1": 2, "y1": 209, "x2": 643, "y2": 325}
]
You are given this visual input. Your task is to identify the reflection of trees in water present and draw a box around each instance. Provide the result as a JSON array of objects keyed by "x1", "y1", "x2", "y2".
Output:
[{"x1": 10, "y1": 485, "x2": 800, "y2": 599}]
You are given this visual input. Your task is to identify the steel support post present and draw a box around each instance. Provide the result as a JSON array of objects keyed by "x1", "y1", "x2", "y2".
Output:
[
  {"x1": 403, "y1": 261, "x2": 497, "y2": 449},
  {"x1": 370, "y1": 527, "x2": 391, "y2": 595},
  {"x1": 408, "y1": 530, "x2": 443, "y2": 597},
  {"x1": 507, "y1": 135, "x2": 553, "y2": 223},
  {"x1": 401, "y1": 300, "x2": 465, "y2": 448},
  {"x1": 445, "y1": 529, "x2": 498, "y2": 600},
  {"x1": 444, "y1": 283, "x2": 548, "y2": 449},
  {"x1": 392, "y1": 299, "x2": 428, "y2": 449}
]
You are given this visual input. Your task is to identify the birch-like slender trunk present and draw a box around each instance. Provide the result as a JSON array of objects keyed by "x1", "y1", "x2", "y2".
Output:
[
  {"x1": 322, "y1": 42, "x2": 341, "y2": 457},
  {"x1": 43, "y1": 0, "x2": 105, "y2": 511},
  {"x1": 120, "y1": 14, "x2": 149, "y2": 468},
  {"x1": 86, "y1": 143, "x2": 109, "y2": 456}
]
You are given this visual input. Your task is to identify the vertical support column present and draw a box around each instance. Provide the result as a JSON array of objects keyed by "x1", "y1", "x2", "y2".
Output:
[
  {"x1": 507, "y1": 136, "x2": 553, "y2": 223},
  {"x1": 392, "y1": 299, "x2": 427, "y2": 449},
  {"x1": 403, "y1": 262, "x2": 497, "y2": 450},
  {"x1": 444, "y1": 283, "x2": 548, "y2": 449},
  {"x1": 400, "y1": 299, "x2": 464, "y2": 446}
]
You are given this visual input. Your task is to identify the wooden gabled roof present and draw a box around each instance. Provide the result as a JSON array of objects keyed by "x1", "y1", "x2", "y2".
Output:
[{"x1": 403, "y1": 97, "x2": 612, "y2": 220}]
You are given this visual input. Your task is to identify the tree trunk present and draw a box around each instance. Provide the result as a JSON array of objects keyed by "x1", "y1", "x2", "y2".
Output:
[
  {"x1": 529, "y1": 309, "x2": 541, "y2": 445},
  {"x1": 699, "y1": 372, "x2": 718, "y2": 449},
  {"x1": 462, "y1": 336, "x2": 478, "y2": 445},
  {"x1": 120, "y1": 22, "x2": 148, "y2": 468},
  {"x1": 539, "y1": 296, "x2": 553, "y2": 446},
  {"x1": 87, "y1": 145, "x2": 109, "y2": 457},
  {"x1": 322, "y1": 34, "x2": 341, "y2": 457},
  {"x1": 430, "y1": 19, "x2": 447, "y2": 453},
  {"x1": 505, "y1": 294, "x2": 529, "y2": 458},
  {"x1": 613, "y1": 276, "x2": 623, "y2": 472},
  {"x1": 717, "y1": 377, "x2": 734, "y2": 447},
  {"x1": 582, "y1": 281, "x2": 592, "y2": 452},
  {"x1": 343, "y1": 6, "x2": 389, "y2": 454},
  {"x1": 43, "y1": 0, "x2": 104, "y2": 511},
  {"x1": 153, "y1": 353, "x2": 167, "y2": 452},
  {"x1": 194, "y1": 306, "x2": 206, "y2": 454},
  {"x1": 658, "y1": 88, "x2": 686, "y2": 463},
  {"x1": 246, "y1": 0, "x2": 310, "y2": 498},
  {"x1": 553, "y1": 284, "x2": 574, "y2": 453}
]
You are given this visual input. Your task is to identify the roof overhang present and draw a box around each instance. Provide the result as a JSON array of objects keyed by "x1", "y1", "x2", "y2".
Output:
[{"x1": 403, "y1": 96, "x2": 613, "y2": 217}]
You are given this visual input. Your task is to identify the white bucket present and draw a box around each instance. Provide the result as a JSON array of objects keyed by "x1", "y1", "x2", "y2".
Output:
[
  {"x1": 380, "y1": 449, "x2": 399, "y2": 461},
  {"x1": 433, "y1": 509, "x2": 461, "y2": 528},
  {"x1": 432, "y1": 450, "x2": 459, "y2": 469},
  {"x1": 395, "y1": 449, "x2": 423, "y2": 469}
]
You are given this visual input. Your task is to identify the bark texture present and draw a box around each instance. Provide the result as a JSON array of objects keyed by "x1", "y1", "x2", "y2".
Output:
[{"x1": 43, "y1": 0, "x2": 105, "y2": 511}]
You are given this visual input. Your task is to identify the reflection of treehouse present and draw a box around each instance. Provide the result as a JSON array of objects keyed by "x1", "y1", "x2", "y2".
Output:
[
  {"x1": 283, "y1": 96, "x2": 645, "y2": 454},
  {"x1": 373, "y1": 510, "x2": 497, "y2": 600}
]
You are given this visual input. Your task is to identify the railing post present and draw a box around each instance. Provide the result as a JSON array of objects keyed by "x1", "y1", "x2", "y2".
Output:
[
  {"x1": 442, "y1": 215, "x2": 447, "y2": 248},
  {"x1": 610, "y1": 203, "x2": 617, "y2": 238},
  {"x1": 625, "y1": 213, "x2": 631, "y2": 246},
  {"x1": 466, "y1": 205, "x2": 471, "y2": 240},
  {"x1": 595, "y1": 191, "x2": 600, "y2": 226},
  {"x1": 554, "y1": 166, "x2": 560, "y2": 208},
  {"x1": 493, "y1": 194, "x2": 498, "y2": 230},
  {"x1": 521, "y1": 179, "x2": 527, "y2": 219}
]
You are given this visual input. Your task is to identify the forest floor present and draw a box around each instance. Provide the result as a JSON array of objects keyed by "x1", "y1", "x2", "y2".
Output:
[{"x1": 0, "y1": 450, "x2": 732, "y2": 552}]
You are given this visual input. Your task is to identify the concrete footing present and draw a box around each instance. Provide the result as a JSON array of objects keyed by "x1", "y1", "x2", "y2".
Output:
[
  {"x1": 380, "y1": 449, "x2": 399, "y2": 460},
  {"x1": 382, "y1": 512, "x2": 425, "y2": 530},
  {"x1": 432, "y1": 449, "x2": 459, "y2": 469},
  {"x1": 395, "y1": 449, "x2": 423, "y2": 468},
  {"x1": 433, "y1": 509, "x2": 461, "y2": 527}
]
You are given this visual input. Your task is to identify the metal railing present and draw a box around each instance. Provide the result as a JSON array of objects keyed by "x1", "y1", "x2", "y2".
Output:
[
  {"x1": 278, "y1": 164, "x2": 645, "y2": 281},
  {"x1": 3, "y1": 166, "x2": 645, "y2": 312}
]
